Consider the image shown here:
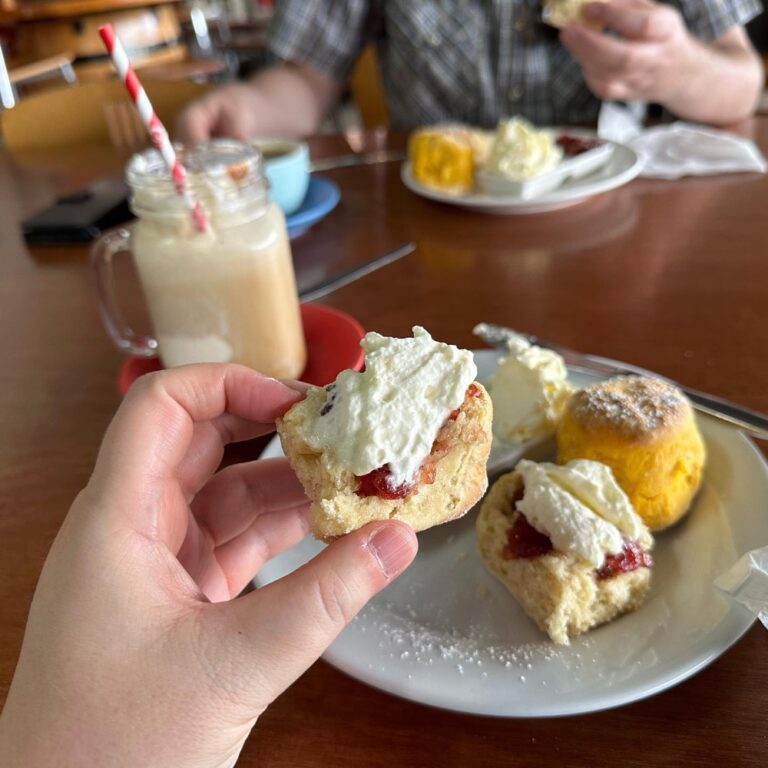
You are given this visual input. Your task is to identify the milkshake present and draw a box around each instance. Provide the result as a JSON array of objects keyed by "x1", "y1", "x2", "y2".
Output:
[{"x1": 96, "y1": 140, "x2": 306, "y2": 379}]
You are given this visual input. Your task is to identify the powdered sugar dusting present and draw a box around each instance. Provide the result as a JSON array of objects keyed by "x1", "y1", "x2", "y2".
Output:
[
  {"x1": 567, "y1": 376, "x2": 688, "y2": 439},
  {"x1": 352, "y1": 600, "x2": 563, "y2": 674}
]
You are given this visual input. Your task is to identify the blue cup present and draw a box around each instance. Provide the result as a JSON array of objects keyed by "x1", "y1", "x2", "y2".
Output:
[{"x1": 252, "y1": 138, "x2": 310, "y2": 216}]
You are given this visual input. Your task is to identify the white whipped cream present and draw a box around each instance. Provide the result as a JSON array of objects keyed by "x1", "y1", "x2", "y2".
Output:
[
  {"x1": 516, "y1": 459, "x2": 649, "y2": 567},
  {"x1": 488, "y1": 334, "x2": 573, "y2": 442},
  {"x1": 301, "y1": 327, "x2": 477, "y2": 487},
  {"x1": 484, "y1": 118, "x2": 563, "y2": 180}
]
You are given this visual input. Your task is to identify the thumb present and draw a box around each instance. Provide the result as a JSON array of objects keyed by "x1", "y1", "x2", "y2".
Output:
[{"x1": 226, "y1": 521, "x2": 418, "y2": 704}]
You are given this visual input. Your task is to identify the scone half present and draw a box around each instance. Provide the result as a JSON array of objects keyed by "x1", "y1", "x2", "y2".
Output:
[
  {"x1": 542, "y1": 0, "x2": 603, "y2": 29},
  {"x1": 477, "y1": 470, "x2": 652, "y2": 645},
  {"x1": 278, "y1": 382, "x2": 493, "y2": 541}
]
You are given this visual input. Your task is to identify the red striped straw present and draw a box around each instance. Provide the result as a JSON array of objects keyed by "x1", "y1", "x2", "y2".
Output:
[{"x1": 98, "y1": 23, "x2": 208, "y2": 233}]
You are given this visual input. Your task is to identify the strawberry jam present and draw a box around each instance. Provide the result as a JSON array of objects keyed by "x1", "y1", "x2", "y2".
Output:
[
  {"x1": 356, "y1": 465, "x2": 411, "y2": 500},
  {"x1": 502, "y1": 483, "x2": 553, "y2": 559},
  {"x1": 556, "y1": 134, "x2": 600, "y2": 156},
  {"x1": 447, "y1": 383, "x2": 482, "y2": 421},
  {"x1": 503, "y1": 514, "x2": 553, "y2": 559},
  {"x1": 596, "y1": 541, "x2": 652, "y2": 580},
  {"x1": 355, "y1": 384, "x2": 481, "y2": 500}
]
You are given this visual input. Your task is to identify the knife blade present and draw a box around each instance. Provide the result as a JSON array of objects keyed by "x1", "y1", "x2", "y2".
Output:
[
  {"x1": 299, "y1": 242, "x2": 415, "y2": 302},
  {"x1": 309, "y1": 149, "x2": 407, "y2": 173}
]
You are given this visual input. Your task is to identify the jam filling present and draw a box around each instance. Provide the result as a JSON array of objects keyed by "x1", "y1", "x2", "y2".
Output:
[
  {"x1": 556, "y1": 134, "x2": 601, "y2": 156},
  {"x1": 502, "y1": 482, "x2": 651, "y2": 579},
  {"x1": 447, "y1": 383, "x2": 481, "y2": 421},
  {"x1": 503, "y1": 512, "x2": 553, "y2": 559},
  {"x1": 356, "y1": 465, "x2": 410, "y2": 500},
  {"x1": 355, "y1": 384, "x2": 480, "y2": 499},
  {"x1": 596, "y1": 540, "x2": 653, "y2": 580}
]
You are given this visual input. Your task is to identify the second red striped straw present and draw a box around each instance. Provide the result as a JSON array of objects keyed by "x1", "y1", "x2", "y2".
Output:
[{"x1": 98, "y1": 23, "x2": 209, "y2": 234}]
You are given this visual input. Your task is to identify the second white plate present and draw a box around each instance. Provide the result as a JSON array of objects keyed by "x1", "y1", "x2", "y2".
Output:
[
  {"x1": 401, "y1": 138, "x2": 642, "y2": 214},
  {"x1": 255, "y1": 351, "x2": 767, "y2": 716}
]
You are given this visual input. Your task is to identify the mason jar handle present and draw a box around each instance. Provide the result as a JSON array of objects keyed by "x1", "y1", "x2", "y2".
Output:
[{"x1": 91, "y1": 228, "x2": 158, "y2": 358}]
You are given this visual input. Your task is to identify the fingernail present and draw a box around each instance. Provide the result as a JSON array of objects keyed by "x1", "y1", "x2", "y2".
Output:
[
  {"x1": 366, "y1": 524, "x2": 417, "y2": 579},
  {"x1": 277, "y1": 378, "x2": 312, "y2": 395}
]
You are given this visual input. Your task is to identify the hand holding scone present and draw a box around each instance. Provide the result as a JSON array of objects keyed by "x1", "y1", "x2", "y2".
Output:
[
  {"x1": 0, "y1": 365, "x2": 418, "y2": 768},
  {"x1": 560, "y1": 0, "x2": 694, "y2": 104},
  {"x1": 543, "y1": 0, "x2": 596, "y2": 29},
  {"x1": 278, "y1": 327, "x2": 493, "y2": 540}
]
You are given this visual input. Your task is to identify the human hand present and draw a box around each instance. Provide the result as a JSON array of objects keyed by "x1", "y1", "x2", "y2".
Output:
[
  {"x1": 560, "y1": 0, "x2": 693, "y2": 104},
  {"x1": 0, "y1": 365, "x2": 418, "y2": 768},
  {"x1": 176, "y1": 82, "x2": 266, "y2": 144}
]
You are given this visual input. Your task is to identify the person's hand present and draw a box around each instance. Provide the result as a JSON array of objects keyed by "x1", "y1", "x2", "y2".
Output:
[
  {"x1": 176, "y1": 82, "x2": 266, "y2": 144},
  {"x1": 560, "y1": 0, "x2": 693, "y2": 105},
  {"x1": 176, "y1": 64, "x2": 341, "y2": 145},
  {"x1": 0, "y1": 365, "x2": 418, "y2": 768}
]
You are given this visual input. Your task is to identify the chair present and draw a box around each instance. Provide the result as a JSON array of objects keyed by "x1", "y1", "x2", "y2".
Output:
[
  {"x1": 2, "y1": 78, "x2": 210, "y2": 153},
  {"x1": 0, "y1": 51, "x2": 78, "y2": 109},
  {"x1": 349, "y1": 45, "x2": 389, "y2": 128}
]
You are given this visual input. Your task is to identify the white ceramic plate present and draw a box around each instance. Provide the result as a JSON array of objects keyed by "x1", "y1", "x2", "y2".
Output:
[
  {"x1": 254, "y1": 350, "x2": 768, "y2": 717},
  {"x1": 401, "y1": 138, "x2": 642, "y2": 214}
]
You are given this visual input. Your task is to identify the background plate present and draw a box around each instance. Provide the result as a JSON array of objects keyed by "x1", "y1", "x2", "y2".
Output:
[
  {"x1": 401, "y1": 138, "x2": 641, "y2": 214},
  {"x1": 286, "y1": 176, "x2": 340, "y2": 238},
  {"x1": 255, "y1": 350, "x2": 768, "y2": 716}
]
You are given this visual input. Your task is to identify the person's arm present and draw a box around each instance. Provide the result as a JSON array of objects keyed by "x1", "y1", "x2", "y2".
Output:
[
  {"x1": 561, "y1": 0, "x2": 763, "y2": 125},
  {"x1": 177, "y1": 0, "x2": 376, "y2": 143},
  {"x1": 176, "y1": 62, "x2": 343, "y2": 143}
]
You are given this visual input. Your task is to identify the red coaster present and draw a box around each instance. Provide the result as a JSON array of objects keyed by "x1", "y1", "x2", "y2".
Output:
[{"x1": 117, "y1": 303, "x2": 365, "y2": 395}]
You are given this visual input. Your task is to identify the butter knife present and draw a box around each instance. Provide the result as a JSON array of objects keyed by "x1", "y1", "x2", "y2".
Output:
[
  {"x1": 309, "y1": 149, "x2": 407, "y2": 173},
  {"x1": 474, "y1": 322, "x2": 768, "y2": 440},
  {"x1": 299, "y1": 242, "x2": 414, "y2": 302}
]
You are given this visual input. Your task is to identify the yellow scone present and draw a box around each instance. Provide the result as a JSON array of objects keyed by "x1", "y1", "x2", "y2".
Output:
[
  {"x1": 556, "y1": 376, "x2": 706, "y2": 531},
  {"x1": 408, "y1": 127, "x2": 475, "y2": 195}
]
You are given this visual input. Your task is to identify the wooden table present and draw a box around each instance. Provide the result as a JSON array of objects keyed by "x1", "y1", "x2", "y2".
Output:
[{"x1": 1, "y1": 126, "x2": 768, "y2": 767}]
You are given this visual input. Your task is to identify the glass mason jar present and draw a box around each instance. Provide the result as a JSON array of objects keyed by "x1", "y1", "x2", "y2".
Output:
[{"x1": 92, "y1": 140, "x2": 307, "y2": 379}]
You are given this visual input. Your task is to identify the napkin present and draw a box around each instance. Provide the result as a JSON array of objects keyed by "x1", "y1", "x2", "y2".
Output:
[
  {"x1": 597, "y1": 101, "x2": 768, "y2": 179},
  {"x1": 715, "y1": 549, "x2": 768, "y2": 630}
]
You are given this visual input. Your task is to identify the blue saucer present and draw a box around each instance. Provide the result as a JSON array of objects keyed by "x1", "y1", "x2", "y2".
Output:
[{"x1": 285, "y1": 176, "x2": 341, "y2": 239}]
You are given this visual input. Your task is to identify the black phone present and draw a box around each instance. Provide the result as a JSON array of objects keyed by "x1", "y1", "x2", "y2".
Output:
[{"x1": 22, "y1": 178, "x2": 134, "y2": 244}]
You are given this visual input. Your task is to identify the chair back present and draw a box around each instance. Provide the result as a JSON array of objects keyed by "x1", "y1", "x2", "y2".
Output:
[
  {"x1": 2, "y1": 78, "x2": 209, "y2": 152},
  {"x1": 349, "y1": 45, "x2": 388, "y2": 128}
]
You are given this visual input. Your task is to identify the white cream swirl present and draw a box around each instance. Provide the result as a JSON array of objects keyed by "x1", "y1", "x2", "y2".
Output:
[
  {"x1": 484, "y1": 118, "x2": 563, "y2": 180},
  {"x1": 516, "y1": 459, "x2": 652, "y2": 567},
  {"x1": 301, "y1": 327, "x2": 477, "y2": 487},
  {"x1": 488, "y1": 334, "x2": 573, "y2": 442}
]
